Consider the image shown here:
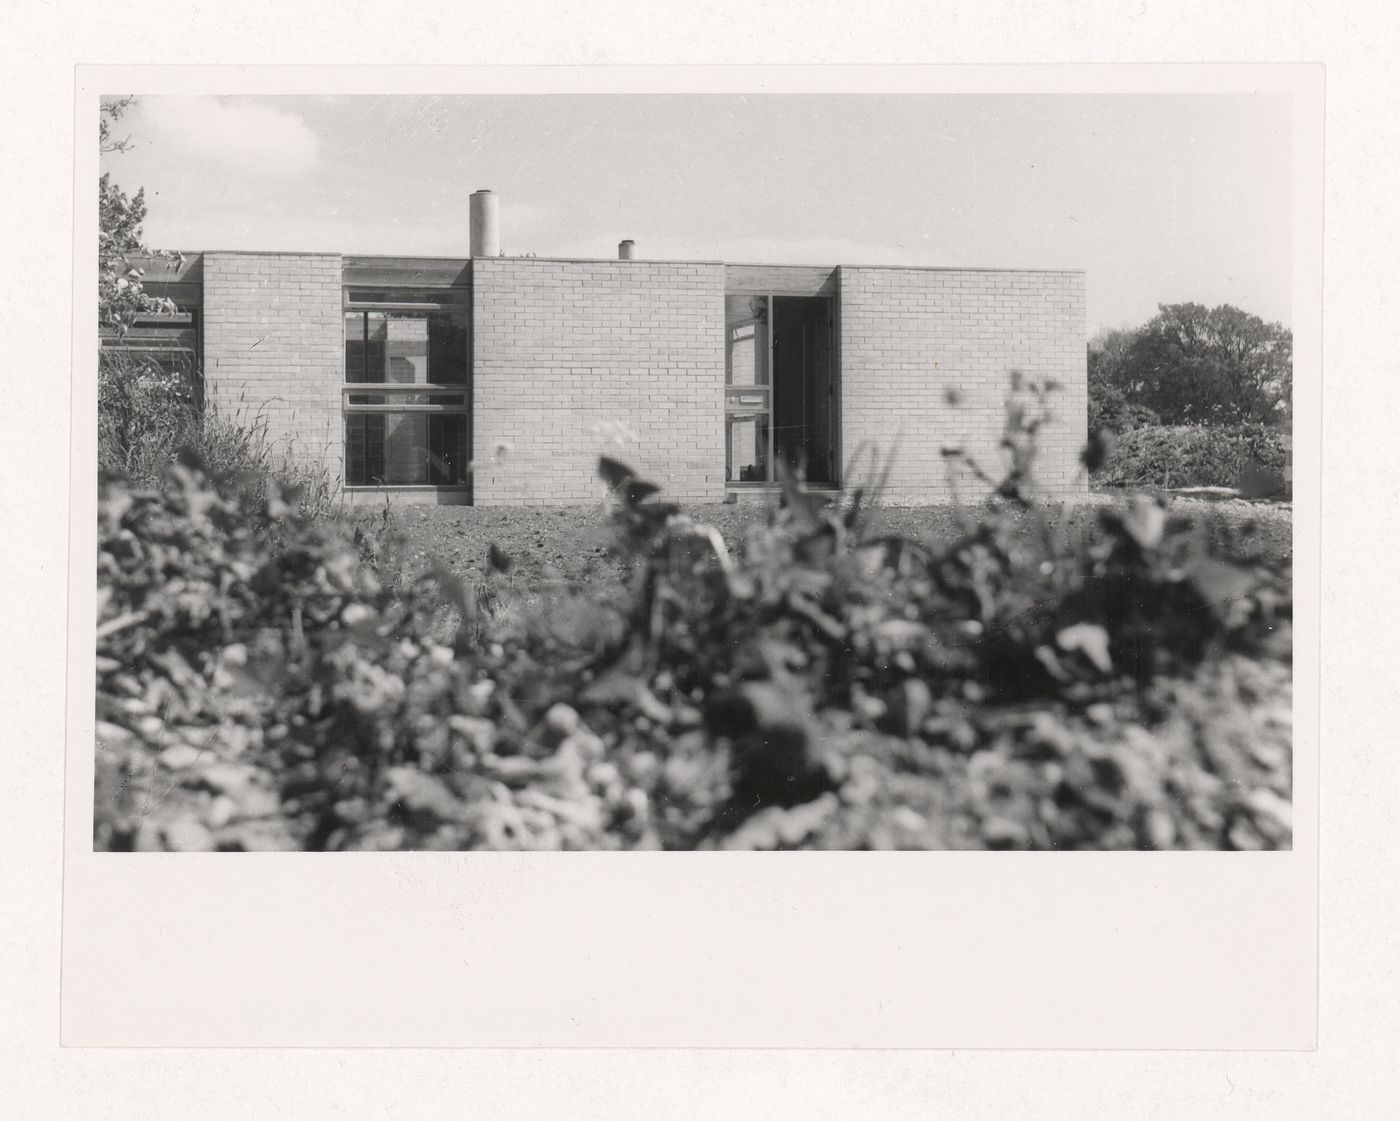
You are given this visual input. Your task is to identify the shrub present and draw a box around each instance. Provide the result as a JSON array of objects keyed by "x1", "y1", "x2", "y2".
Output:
[
  {"x1": 95, "y1": 390, "x2": 1292, "y2": 852},
  {"x1": 1088, "y1": 378, "x2": 1158, "y2": 434},
  {"x1": 98, "y1": 351, "x2": 339, "y2": 519},
  {"x1": 188, "y1": 409, "x2": 341, "y2": 520},
  {"x1": 1093, "y1": 423, "x2": 1287, "y2": 490},
  {"x1": 98, "y1": 350, "x2": 200, "y2": 481}
]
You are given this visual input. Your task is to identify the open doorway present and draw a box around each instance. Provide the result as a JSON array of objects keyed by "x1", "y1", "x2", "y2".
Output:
[{"x1": 725, "y1": 294, "x2": 836, "y2": 487}]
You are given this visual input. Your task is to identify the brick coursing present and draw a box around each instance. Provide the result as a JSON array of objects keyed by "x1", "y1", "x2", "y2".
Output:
[
  {"x1": 194, "y1": 252, "x2": 1086, "y2": 509},
  {"x1": 471, "y1": 258, "x2": 726, "y2": 506},
  {"x1": 200, "y1": 252, "x2": 344, "y2": 478},
  {"x1": 838, "y1": 267, "x2": 1088, "y2": 502}
]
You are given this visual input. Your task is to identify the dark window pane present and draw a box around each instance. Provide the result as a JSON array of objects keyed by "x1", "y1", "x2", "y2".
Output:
[
  {"x1": 345, "y1": 414, "x2": 386, "y2": 486},
  {"x1": 383, "y1": 314, "x2": 428, "y2": 384},
  {"x1": 428, "y1": 311, "x2": 470, "y2": 386},
  {"x1": 427, "y1": 414, "x2": 469, "y2": 485},
  {"x1": 347, "y1": 413, "x2": 467, "y2": 486},
  {"x1": 345, "y1": 312, "x2": 368, "y2": 383},
  {"x1": 364, "y1": 313, "x2": 389, "y2": 383},
  {"x1": 346, "y1": 303, "x2": 471, "y2": 388},
  {"x1": 726, "y1": 414, "x2": 769, "y2": 483}
]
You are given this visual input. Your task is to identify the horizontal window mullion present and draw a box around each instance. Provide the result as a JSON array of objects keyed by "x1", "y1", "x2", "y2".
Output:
[
  {"x1": 343, "y1": 404, "x2": 467, "y2": 414},
  {"x1": 344, "y1": 301, "x2": 451, "y2": 312},
  {"x1": 104, "y1": 344, "x2": 198, "y2": 354},
  {"x1": 344, "y1": 485, "x2": 470, "y2": 491},
  {"x1": 341, "y1": 383, "x2": 466, "y2": 393}
]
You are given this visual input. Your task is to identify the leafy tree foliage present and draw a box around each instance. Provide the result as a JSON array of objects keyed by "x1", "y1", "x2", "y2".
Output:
[
  {"x1": 99, "y1": 94, "x2": 135, "y2": 154},
  {"x1": 99, "y1": 97, "x2": 177, "y2": 336},
  {"x1": 1087, "y1": 327, "x2": 1157, "y2": 433},
  {"x1": 1126, "y1": 303, "x2": 1291, "y2": 425},
  {"x1": 1089, "y1": 304, "x2": 1291, "y2": 430}
]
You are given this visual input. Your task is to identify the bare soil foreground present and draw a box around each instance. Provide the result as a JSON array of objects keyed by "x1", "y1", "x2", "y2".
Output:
[
  {"x1": 367, "y1": 494, "x2": 1292, "y2": 601},
  {"x1": 96, "y1": 474, "x2": 1292, "y2": 852}
]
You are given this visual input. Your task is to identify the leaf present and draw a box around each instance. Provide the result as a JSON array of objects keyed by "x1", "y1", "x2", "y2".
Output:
[
  {"x1": 622, "y1": 479, "x2": 662, "y2": 505},
  {"x1": 385, "y1": 767, "x2": 469, "y2": 823},
  {"x1": 1119, "y1": 497, "x2": 1166, "y2": 550},
  {"x1": 597, "y1": 456, "x2": 634, "y2": 490},
  {"x1": 427, "y1": 557, "x2": 478, "y2": 624},
  {"x1": 721, "y1": 794, "x2": 839, "y2": 850},
  {"x1": 1056, "y1": 623, "x2": 1114, "y2": 674},
  {"x1": 1080, "y1": 429, "x2": 1115, "y2": 473},
  {"x1": 580, "y1": 669, "x2": 647, "y2": 707},
  {"x1": 1183, "y1": 557, "x2": 1257, "y2": 622}
]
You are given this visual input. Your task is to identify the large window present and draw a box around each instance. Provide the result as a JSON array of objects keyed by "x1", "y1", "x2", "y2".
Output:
[
  {"x1": 101, "y1": 310, "x2": 200, "y2": 386},
  {"x1": 342, "y1": 289, "x2": 470, "y2": 487}
]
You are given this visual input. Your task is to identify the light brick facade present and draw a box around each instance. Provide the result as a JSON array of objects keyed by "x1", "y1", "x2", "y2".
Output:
[
  {"x1": 839, "y1": 267, "x2": 1088, "y2": 502},
  {"x1": 151, "y1": 251, "x2": 1088, "y2": 507},
  {"x1": 471, "y1": 258, "x2": 726, "y2": 506},
  {"x1": 201, "y1": 252, "x2": 344, "y2": 475}
]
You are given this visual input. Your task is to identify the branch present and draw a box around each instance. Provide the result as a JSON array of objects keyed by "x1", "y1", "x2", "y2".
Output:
[{"x1": 99, "y1": 96, "x2": 137, "y2": 154}]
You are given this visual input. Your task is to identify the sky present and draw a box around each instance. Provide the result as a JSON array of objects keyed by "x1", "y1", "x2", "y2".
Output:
[{"x1": 100, "y1": 93, "x2": 1293, "y2": 334}]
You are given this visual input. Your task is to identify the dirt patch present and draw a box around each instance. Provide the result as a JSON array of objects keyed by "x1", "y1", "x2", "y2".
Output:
[{"x1": 361, "y1": 496, "x2": 1292, "y2": 594}]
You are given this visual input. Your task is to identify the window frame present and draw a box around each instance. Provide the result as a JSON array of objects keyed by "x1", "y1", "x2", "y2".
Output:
[
  {"x1": 725, "y1": 295, "x2": 775, "y2": 486},
  {"x1": 341, "y1": 287, "x2": 471, "y2": 491},
  {"x1": 100, "y1": 307, "x2": 203, "y2": 405}
]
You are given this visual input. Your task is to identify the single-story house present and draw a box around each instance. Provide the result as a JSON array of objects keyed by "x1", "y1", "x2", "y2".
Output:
[{"x1": 108, "y1": 189, "x2": 1088, "y2": 506}]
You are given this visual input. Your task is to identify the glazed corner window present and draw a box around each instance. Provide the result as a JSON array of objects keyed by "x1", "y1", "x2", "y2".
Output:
[
  {"x1": 342, "y1": 289, "x2": 470, "y2": 487},
  {"x1": 100, "y1": 309, "x2": 200, "y2": 388}
]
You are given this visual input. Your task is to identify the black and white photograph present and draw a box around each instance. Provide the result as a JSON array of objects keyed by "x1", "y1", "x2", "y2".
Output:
[
  {"x1": 91, "y1": 87, "x2": 1297, "y2": 854},
  {"x1": 18, "y1": 0, "x2": 1400, "y2": 1100},
  {"x1": 48, "y1": 58, "x2": 1325, "y2": 1058}
]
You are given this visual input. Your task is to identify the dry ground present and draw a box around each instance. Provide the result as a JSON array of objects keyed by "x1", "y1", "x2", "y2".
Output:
[{"x1": 362, "y1": 493, "x2": 1292, "y2": 597}]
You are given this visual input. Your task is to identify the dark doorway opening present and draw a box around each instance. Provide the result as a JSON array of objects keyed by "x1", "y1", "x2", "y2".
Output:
[{"x1": 771, "y1": 296, "x2": 836, "y2": 484}]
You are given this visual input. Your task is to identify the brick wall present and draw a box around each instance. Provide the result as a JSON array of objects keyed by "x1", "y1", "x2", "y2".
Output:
[
  {"x1": 195, "y1": 253, "x2": 1086, "y2": 508},
  {"x1": 201, "y1": 252, "x2": 344, "y2": 478},
  {"x1": 471, "y1": 258, "x2": 726, "y2": 505},
  {"x1": 838, "y1": 267, "x2": 1087, "y2": 502}
]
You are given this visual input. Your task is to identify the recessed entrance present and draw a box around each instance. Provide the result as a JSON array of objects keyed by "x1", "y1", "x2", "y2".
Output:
[{"x1": 725, "y1": 294, "x2": 836, "y2": 487}]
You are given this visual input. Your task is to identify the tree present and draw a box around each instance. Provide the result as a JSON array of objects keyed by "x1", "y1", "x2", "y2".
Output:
[
  {"x1": 99, "y1": 97, "x2": 177, "y2": 336},
  {"x1": 1087, "y1": 326, "x2": 1157, "y2": 433},
  {"x1": 99, "y1": 98, "x2": 195, "y2": 479},
  {"x1": 1120, "y1": 303, "x2": 1291, "y2": 426},
  {"x1": 99, "y1": 95, "x2": 136, "y2": 154}
]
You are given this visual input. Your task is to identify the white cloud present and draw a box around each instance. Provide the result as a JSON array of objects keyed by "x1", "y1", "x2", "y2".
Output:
[{"x1": 144, "y1": 97, "x2": 320, "y2": 177}]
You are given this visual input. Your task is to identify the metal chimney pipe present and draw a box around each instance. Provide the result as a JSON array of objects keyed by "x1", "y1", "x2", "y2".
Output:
[
  {"x1": 470, "y1": 190, "x2": 500, "y2": 258},
  {"x1": 618, "y1": 239, "x2": 636, "y2": 260}
]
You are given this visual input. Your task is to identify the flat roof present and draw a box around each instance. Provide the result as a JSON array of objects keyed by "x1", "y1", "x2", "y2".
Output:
[{"x1": 132, "y1": 251, "x2": 1084, "y2": 275}]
